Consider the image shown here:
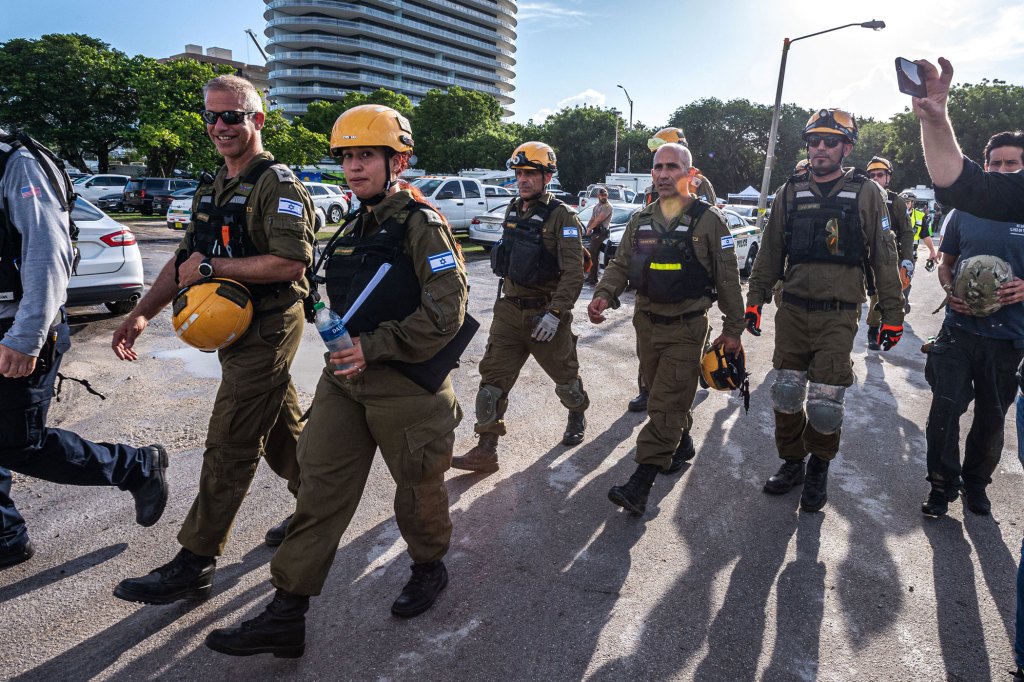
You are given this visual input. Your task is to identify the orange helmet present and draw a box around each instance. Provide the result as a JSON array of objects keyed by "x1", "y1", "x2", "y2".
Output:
[
  {"x1": 507, "y1": 141, "x2": 557, "y2": 172},
  {"x1": 330, "y1": 105, "x2": 414, "y2": 156},
  {"x1": 172, "y1": 278, "x2": 253, "y2": 352},
  {"x1": 648, "y1": 127, "x2": 687, "y2": 151},
  {"x1": 866, "y1": 156, "x2": 893, "y2": 174},
  {"x1": 803, "y1": 108, "x2": 858, "y2": 143}
]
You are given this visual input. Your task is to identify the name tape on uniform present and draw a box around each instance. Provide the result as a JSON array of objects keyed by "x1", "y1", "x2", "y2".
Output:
[
  {"x1": 428, "y1": 250, "x2": 457, "y2": 273},
  {"x1": 278, "y1": 198, "x2": 303, "y2": 217},
  {"x1": 562, "y1": 226, "x2": 579, "y2": 238},
  {"x1": 881, "y1": 216, "x2": 891, "y2": 231},
  {"x1": 720, "y1": 235, "x2": 735, "y2": 249}
]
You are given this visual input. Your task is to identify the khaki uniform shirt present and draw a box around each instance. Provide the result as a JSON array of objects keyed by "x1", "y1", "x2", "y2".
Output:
[
  {"x1": 351, "y1": 190, "x2": 469, "y2": 365},
  {"x1": 178, "y1": 151, "x2": 315, "y2": 313},
  {"x1": 595, "y1": 197, "x2": 746, "y2": 338},
  {"x1": 887, "y1": 191, "x2": 915, "y2": 261},
  {"x1": 501, "y1": 192, "x2": 585, "y2": 314},
  {"x1": 746, "y1": 169, "x2": 904, "y2": 325}
]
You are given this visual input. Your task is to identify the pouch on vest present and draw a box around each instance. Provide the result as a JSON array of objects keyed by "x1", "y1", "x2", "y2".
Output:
[{"x1": 642, "y1": 244, "x2": 691, "y2": 304}]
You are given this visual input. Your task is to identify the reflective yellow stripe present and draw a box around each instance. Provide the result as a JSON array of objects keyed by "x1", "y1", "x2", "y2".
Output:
[{"x1": 649, "y1": 263, "x2": 682, "y2": 270}]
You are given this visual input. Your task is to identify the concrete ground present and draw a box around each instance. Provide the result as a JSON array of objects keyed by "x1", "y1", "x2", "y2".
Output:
[{"x1": 1, "y1": 220, "x2": 1019, "y2": 681}]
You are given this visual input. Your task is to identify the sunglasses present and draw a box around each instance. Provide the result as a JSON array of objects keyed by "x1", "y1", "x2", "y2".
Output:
[
  {"x1": 805, "y1": 135, "x2": 844, "y2": 149},
  {"x1": 200, "y1": 110, "x2": 257, "y2": 125}
]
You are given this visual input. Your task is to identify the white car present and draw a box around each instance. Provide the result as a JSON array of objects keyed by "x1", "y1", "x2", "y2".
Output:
[
  {"x1": 302, "y1": 182, "x2": 349, "y2": 225},
  {"x1": 66, "y1": 198, "x2": 144, "y2": 314},
  {"x1": 72, "y1": 174, "x2": 130, "y2": 203},
  {"x1": 467, "y1": 203, "x2": 508, "y2": 248},
  {"x1": 165, "y1": 187, "x2": 197, "y2": 229},
  {"x1": 723, "y1": 204, "x2": 758, "y2": 226}
]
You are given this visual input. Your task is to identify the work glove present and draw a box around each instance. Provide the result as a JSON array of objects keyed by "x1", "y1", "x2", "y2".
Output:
[
  {"x1": 901, "y1": 259, "x2": 915, "y2": 278},
  {"x1": 532, "y1": 311, "x2": 560, "y2": 342},
  {"x1": 744, "y1": 304, "x2": 762, "y2": 336},
  {"x1": 878, "y1": 323, "x2": 903, "y2": 351},
  {"x1": 924, "y1": 257, "x2": 936, "y2": 272}
]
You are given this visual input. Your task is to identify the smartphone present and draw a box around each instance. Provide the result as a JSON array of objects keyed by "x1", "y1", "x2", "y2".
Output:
[{"x1": 895, "y1": 57, "x2": 928, "y2": 98}]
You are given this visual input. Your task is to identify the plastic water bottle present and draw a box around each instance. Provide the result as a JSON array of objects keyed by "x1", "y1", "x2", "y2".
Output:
[{"x1": 313, "y1": 302, "x2": 353, "y2": 371}]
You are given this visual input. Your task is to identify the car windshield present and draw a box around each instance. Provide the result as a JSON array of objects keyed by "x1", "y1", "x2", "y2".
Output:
[
  {"x1": 171, "y1": 187, "x2": 196, "y2": 198},
  {"x1": 727, "y1": 205, "x2": 756, "y2": 217},
  {"x1": 576, "y1": 204, "x2": 637, "y2": 224},
  {"x1": 144, "y1": 179, "x2": 168, "y2": 190},
  {"x1": 71, "y1": 200, "x2": 104, "y2": 222},
  {"x1": 411, "y1": 178, "x2": 443, "y2": 194},
  {"x1": 73, "y1": 176, "x2": 90, "y2": 185}
]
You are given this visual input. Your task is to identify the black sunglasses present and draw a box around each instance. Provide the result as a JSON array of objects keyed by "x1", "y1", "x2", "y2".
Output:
[
  {"x1": 806, "y1": 134, "x2": 844, "y2": 149},
  {"x1": 200, "y1": 110, "x2": 257, "y2": 125}
]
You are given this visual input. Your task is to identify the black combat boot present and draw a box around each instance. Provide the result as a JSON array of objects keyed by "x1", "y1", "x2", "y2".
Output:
[
  {"x1": 265, "y1": 514, "x2": 294, "y2": 547},
  {"x1": 451, "y1": 433, "x2": 499, "y2": 472},
  {"x1": 763, "y1": 458, "x2": 806, "y2": 495},
  {"x1": 131, "y1": 444, "x2": 169, "y2": 527},
  {"x1": 627, "y1": 390, "x2": 649, "y2": 413},
  {"x1": 608, "y1": 463, "x2": 660, "y2": 515},
  {"x1": 663, "y1": 432, "x2": 696, "y2": 475},
  {"x1": 391, "y1": 561, "x2": 448, "y2": 618},
  {"x1": 206, "y1": 589, "x2": 309, "y2": 658},
  {"x1": 963, "y1": 485, "x2": 991, "y2": 515},
  {"x1": 562, "y1": 410, "x2": 586, "y2": 446},
  {"x1": 113, "y1": 548, "x2": 216, "y2": 604},
  {"x1": 921, "y1": 486, "x2": 961, "y2": 517},
  {"x1": 866, "y1": 326, "x2": 881, "y2": 351},
  {"x1": 800, "y1": 455, "x2": 830, "y2": 512},
  {"x1": 0, "y1": 539, "x2": 35, "y2": 569}
]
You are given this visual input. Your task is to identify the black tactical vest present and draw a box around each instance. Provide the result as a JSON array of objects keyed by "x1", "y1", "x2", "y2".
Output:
[
  {"x1": 883, "y1": 189, "x2": 905, "y2": 250},
  {"x1": 783, "y1": 173, "x2": 865, "y2": 269},
  {"x1": 0, "y1": 132, "x2": 78, "y2": 304},
  {"x1": 628, "y1": 199, "x2": 715, "y2": 304},
  {"x1": 323, "y1": 200, "x2": 428, "y2": 336},
  {"x1": 490, "y1": 198, "x2": 563, "y2": 286}
]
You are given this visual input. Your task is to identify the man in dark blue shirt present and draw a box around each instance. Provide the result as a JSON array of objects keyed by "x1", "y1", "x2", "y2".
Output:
[{"x1": 921, "y1": 131, "x2": 1024, "y2": 519}]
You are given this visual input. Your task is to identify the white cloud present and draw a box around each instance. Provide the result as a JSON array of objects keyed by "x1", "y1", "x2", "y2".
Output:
[
  {"x1": 518, "y1": 2, "x2": 587, "y2": 21},
  {"x1": 531, "y1": 89, "x2": 607, "y2": 122}
]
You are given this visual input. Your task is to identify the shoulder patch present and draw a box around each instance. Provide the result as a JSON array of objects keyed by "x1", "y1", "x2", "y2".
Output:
[
  {"x1": 720, "y1": 235, "x2": 735, "y2": 250},
  {"x1": 562, "y1": 225, "x2": 580, "y2": 238},
  {"x1": 278, "y1": 197, "x2": 304, "y2": 218},
  {"x1": 417, "y1": 207, "x2": 444, "y2": 225},
  {"x1": 428, "y1": 250, "x2": 457, "y2": 273},
  {"x1": 881, "y1": 216, "x2": 891, "y2": 231},
  {"x1": 271, "y1": 165, "x2": 295, "y2": 183}
]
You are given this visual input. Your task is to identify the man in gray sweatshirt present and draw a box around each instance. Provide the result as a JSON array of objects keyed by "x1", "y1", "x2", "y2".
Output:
[{"x1": 0, "y1": 129, "x2": 169, "y2": 569}]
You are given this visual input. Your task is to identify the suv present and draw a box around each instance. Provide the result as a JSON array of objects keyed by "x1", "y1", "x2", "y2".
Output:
[
  {"x1": 579, "y1": 184, "x2": 636, "y2": 208},
  {"x1": 123, "y1": 177, "x2": 198, "y2": 215},
  {"x1": 302, "y1": 182, "x2": 349, "y2": 224},
  {"x1": 73, "y1": 174, "x2": 130, "y2": 202}
]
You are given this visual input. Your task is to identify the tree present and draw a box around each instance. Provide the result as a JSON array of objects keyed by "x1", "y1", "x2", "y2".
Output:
[
  {"x1": 542, "y1": 106, "x2": 618, "y2": 192},
  {"x1": 262, "y1": 110, "x2": 329, "y2": 166},
  {"x1": 0, "y1": 34, "x2": 139, "y2": 172},
  {"x1": 413, "y1": 86, "x2": 504, "y2": 172},
  {"x1": 299, "y1": 88, "x2": 414, "y2": 136}
]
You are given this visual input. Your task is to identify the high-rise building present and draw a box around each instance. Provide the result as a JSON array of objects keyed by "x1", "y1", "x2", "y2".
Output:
[{"x1": 263, "y1": 0, "x2": 516, "y2": 119}]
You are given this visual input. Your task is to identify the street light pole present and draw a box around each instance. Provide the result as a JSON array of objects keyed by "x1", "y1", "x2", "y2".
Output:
[
  {"x1": 617, "y1": 84, "x2": 634, "y2": 172},
  {"x1": 755, "y1": 20, "x2": 885, "y2": 230},
  {"x1": 612, "y1": 108, "x2": 620, "y2": 172}
]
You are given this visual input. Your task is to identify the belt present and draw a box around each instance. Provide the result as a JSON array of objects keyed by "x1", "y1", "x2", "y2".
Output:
[
  {"x1": 781, "y1": 291, "x2": 858, "y2": 312},
  {"x1": 643, "y1": 309, "x2": 706, "y2": 325},
  {"x1": 504, "y1": 296, "x2": 550, "y2": 310}
]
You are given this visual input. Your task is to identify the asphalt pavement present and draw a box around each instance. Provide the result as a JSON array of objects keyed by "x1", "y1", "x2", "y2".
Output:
[{"x1": 1, "y1": 219, "x2": 1019, "y2": 681}]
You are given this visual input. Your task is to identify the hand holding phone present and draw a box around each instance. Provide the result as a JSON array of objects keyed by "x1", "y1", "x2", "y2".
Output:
[{"x1": 895, "y1": 57, "x2": 928, "y2": 98}]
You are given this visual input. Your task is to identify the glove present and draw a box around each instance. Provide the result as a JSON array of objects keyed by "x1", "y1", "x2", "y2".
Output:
[
  {"x1": 744, "y1": 304, "x2": 762, "y2": 336},
  {"x1": 531, "y1": 311, "x2": 561, "y2": 342},
  {"x1": 878, "y1": 323, "x2": 903, "y2": 351},
  {"x1": 901, "y1": 259, "x2": 915, "y2": 278},
  {"x1": 924, "y1": 257, "x2": 936, "y2": 272}
]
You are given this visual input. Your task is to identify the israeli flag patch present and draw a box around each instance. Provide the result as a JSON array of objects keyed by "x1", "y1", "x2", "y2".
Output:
[
  {"x1": 881, "y1": 216, "x2": 891, "y2": 231},
  {"x1": 562, "y1": 226, "x2": 579, "y2": 238},
  {"x1": 428, "y1": 250, "x2": 457, "y2": 273},
  {"x1": 277, "y1": 198, "x2": 303, "y2": 217},
  {"x1": 720, "y1": 235, "x2": 735, "y2": 249}
]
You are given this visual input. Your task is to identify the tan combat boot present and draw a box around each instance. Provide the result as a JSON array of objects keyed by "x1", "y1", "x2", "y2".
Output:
[{"x1": 451, "y1": 433, "x2": 499, "y2": 472}]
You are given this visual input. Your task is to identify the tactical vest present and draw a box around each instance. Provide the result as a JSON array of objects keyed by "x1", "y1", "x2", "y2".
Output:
[
  {"x1": 323, "y1": 200, "x2": 428, "y2": 336},
  {"x1": 628, "y1": 199, "x2": 714, "y2": 304},
  {"x1": 883, "y1": 190, "x2": 906, "y2": 250},
  {"x1": 783, "y1": 174, "x2": 865, "y2": 269},
  {"x1": 490, "y1": 198, "x2": 563, "y2": 286},
  {"x1": 0, "y1": 132, "x2": 78, "y2": 304}
]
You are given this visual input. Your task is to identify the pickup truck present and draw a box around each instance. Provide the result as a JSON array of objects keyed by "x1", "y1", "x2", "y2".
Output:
[{"x1": 409, "y1": 176, "x2": 514, "y2": 230}]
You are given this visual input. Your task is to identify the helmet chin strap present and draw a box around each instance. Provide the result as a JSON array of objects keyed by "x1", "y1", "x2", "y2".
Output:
[{"x1": 360, "y1": 150, "x2": 397, "y2": 207}]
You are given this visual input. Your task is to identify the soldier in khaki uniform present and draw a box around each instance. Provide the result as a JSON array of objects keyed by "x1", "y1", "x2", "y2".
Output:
[
  {"x1": 205, "y1": 105, "x2": 469, "y2": 658},
  {"x1": 589, "y1": 142, "x2": 745, "y2": 515},
  {"x1": 452, "y1": 141, "x2": 589, "y2": 473},
  {"x1": 865, "y1": 156, "x2": 915, "y2": 349},
  {"x1": 111, "y1": 75, "x2": 315, "y2": 603},
  {"x1": 744, "y1": 108, "x2": 904, "y2": 512}
]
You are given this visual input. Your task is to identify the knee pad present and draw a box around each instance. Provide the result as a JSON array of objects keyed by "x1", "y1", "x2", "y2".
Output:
[
  {"x1": 771, "y1": 369, "x2": 808, "y2": 414},
  {"x1": 475, "y1": 384, "x2": 504, "y2": 426},
  {"x1": 806, "y1": 382, "x2": 846, "y2": 434},
  {"x1": 555, "y1": 376, "x2": 587, "y2": 409}
]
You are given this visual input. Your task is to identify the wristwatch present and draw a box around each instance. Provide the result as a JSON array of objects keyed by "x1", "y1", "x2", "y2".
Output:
[{"x1": 198, "y1": 257, "x2": 214, "y2": 278}]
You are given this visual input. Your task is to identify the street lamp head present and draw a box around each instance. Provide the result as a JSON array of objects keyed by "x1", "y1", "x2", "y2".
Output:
[{"x1": 861, "y1": 20, "x2": 885, "y2": 30}]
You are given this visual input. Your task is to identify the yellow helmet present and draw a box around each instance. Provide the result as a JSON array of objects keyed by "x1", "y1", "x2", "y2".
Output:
[
  {"x1": 866, "y1": 156, "x2": 893, "y2": 173},
  {"x1": 794, "y1": 158, "x2": 810, "y2": 173},
  {"x1": 700, "y1": 346, "x2": 748, "y2": 392},
  {"x1": 172, "y1": 278, "x2": 254, "y2": 352},
  {"x1": 507, "y1": 141, "x2": 557, "y2": 172},
  {"x1": 803, "y1": 108, "x2": 858, "y2": 143},
  {"x1": 648, "y1": 127, "x2": 687, "y2": 152},
  {"x1": 330, "y1": 104, "x2": 414, "y2": 156}
]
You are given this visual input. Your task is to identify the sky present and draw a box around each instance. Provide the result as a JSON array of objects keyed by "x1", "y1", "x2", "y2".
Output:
[{"x1": 3, "y1": 0, "x2": 1023, "y2": 129}]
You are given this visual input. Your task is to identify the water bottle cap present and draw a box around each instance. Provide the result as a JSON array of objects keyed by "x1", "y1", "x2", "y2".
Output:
[{"x1": 313, "y1": 301, "x2": 325, "y2": 311}]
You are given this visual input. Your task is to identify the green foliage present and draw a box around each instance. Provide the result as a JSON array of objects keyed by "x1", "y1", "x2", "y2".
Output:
[
  {"x1": 299, "y1": 88, "x2": 414, "y2": 136},
  {"x1": 412, "y1": 86, "x2": 504, "y2": 172},
  {"x1": 262, "y1": 111, "x2": 329, "y2": 166},
  {"x1": 542, "y1": 106, "x2": 618, "y2": 192}
]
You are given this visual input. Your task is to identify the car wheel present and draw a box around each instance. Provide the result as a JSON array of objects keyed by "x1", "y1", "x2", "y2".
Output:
[
  {"x1": 741, "y1": 243, "x2": 758, "y2": 277},
  {"x1": 141, "y1": 206, "x2": 153, "y2": 216},
  {"x1": 105, "y1": 299, "x2": 138, "y2": 315},
  {"x1": 328, "y1": 204, "x2": 344, "y2": 224}
]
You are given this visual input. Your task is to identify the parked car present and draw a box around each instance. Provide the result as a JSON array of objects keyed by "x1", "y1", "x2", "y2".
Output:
[
  {"x1": 73, "y1": 174, "x2": 131, "y2": 202},
  {"x1": 66, "y1": 198, "x2": 144, "y2": 314},
  {"x1": 721, "y1": 208, "x2": 761, "y2": 276},
  {"x1": 302, "y1": 181, "x2": 349, "y2": 224},
  {"x1": 582, "y1": 202, "x2": 643, "y2": 267},
  {"x1": 409, "y1": 176, "x2": 512, "y2": 230},
  {"x1": 466, "y1": 203, "x2": 509, "y2": 248},
  {"x1": 95, "y1": 192, "x2": 125, "y2": 213},
  {"x1": 579, "y1": 184, "x2": 637, "y2": 208},
  {"x1": 151, "y1": 184, "x2": 199, "y2": 215},
  {"x1": 723, "y1": 204, "x2": 758, "y2": 225},
  {"x1": 165, "y1": 188, "x2": 198, "y2": 229},
  {"x1": 123, "y1": 177, "x2": 198, "y2": 215}
]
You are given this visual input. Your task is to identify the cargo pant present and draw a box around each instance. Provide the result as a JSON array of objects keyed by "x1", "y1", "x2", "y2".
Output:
[
  {"x1": 633, "y1": 309, "x2": 709, "y2": 470},
  {"x1": 270, "y1": 364, "x2": 462, "y2": 596},
  {"x1": 585, "y1": 230, "x2": 605, "y2": 285},
  {"x1": 177, "y1": 303, "x2": 304, "y2": 557},
  {"x1": 474, "y1": 297, "x2": 589, "y2": 435},
  {"x1": 771, "y1": 302, "x2": 858, "y2": 462}
]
